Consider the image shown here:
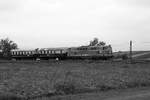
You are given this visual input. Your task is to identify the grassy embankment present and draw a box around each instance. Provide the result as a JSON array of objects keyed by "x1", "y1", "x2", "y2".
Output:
[{"x1": 0, "y1": 60, "x2": 150, "y2": 99}]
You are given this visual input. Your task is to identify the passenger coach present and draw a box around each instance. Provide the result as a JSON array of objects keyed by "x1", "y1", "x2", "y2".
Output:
[{"x1": 11, "y1": 48, "x2": 67, "y2": 60}]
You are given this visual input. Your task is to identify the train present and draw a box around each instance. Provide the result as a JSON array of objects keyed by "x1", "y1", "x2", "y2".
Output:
[{"x1": 10, "y1": 45, "x2": 113, "y2": 60}]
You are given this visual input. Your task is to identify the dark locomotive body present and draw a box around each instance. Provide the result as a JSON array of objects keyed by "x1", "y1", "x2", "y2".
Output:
[
  {"x1": 10, "y1": 45, "x2": 113, "y2": 60},
  {"x1": 67, "y1": 45, "x2": 113, "y2": 60}
]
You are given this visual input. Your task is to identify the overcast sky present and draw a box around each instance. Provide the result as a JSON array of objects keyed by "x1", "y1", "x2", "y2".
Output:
[{"x1": 0, "y1": 0, "x2": 150, "y2": 51}]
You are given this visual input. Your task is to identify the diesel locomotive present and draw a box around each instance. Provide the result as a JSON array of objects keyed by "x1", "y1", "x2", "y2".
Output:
[{"x1": 10, "y1": 45, "x2": 113, "y2": 60}]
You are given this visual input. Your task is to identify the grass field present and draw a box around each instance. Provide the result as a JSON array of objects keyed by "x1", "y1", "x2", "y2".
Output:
[{"x1": 0, "y1": 60, "x2": 150, "y2": 100}]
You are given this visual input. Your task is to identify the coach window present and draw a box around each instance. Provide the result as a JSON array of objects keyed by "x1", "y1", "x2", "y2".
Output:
[
  {"x1": 56, "y1": 50, "x2": 60, "y2": 54},
  {"x1": 103, "y1": 47, "x2": 106, "y2": 50},
  {"x1": 91, "y1": 47, "x2": 96, "y2": 50},
  {"x1": 11, "y1": 52, "x2": 13, "y2": 55},
  {"x1": 59, "y1": 50, "x2": 61, "y2": 53},
  {"x1": 45, "y1": 51, "x2": 47, "y2": 54},
  {"x1": 84, "y1": 48, "x2": 87, "y2": 50},
  {"x1": 55, "y1": 50, "x2": 58, "y2": 53},
  {"x1": 62, "y1": 50, "x2": 65, "y2": 53},
  {"x1": 42, "y1": 51, "x2": 44, "y2": 54},
  {"x1": 99, "y1": 50, "x2": 102, "y2": 54}
]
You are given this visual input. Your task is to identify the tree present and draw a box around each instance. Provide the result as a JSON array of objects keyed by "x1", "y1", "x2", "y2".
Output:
[
  {"x1": 89, "y1": 38, "x2": 106, "y2": 46},
  {"x1": 0, "y1": 38, "x2": 18, "y2": 58},
  {"x1": 97, "y1": 41, "x2": 106, "y2": 46},
  {"x1": 89, "y1": 38, "x2": 99, "y2": 46}
]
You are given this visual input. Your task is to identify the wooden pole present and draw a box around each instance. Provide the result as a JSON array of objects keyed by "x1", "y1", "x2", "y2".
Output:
[{"x1": 130, "y1": 40, "x2": 132, "y2": 61}]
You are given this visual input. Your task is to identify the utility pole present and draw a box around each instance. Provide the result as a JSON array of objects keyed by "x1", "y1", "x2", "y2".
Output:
[{"x1": 130, "y1": 40, "x2": 132, "y2": 61}]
